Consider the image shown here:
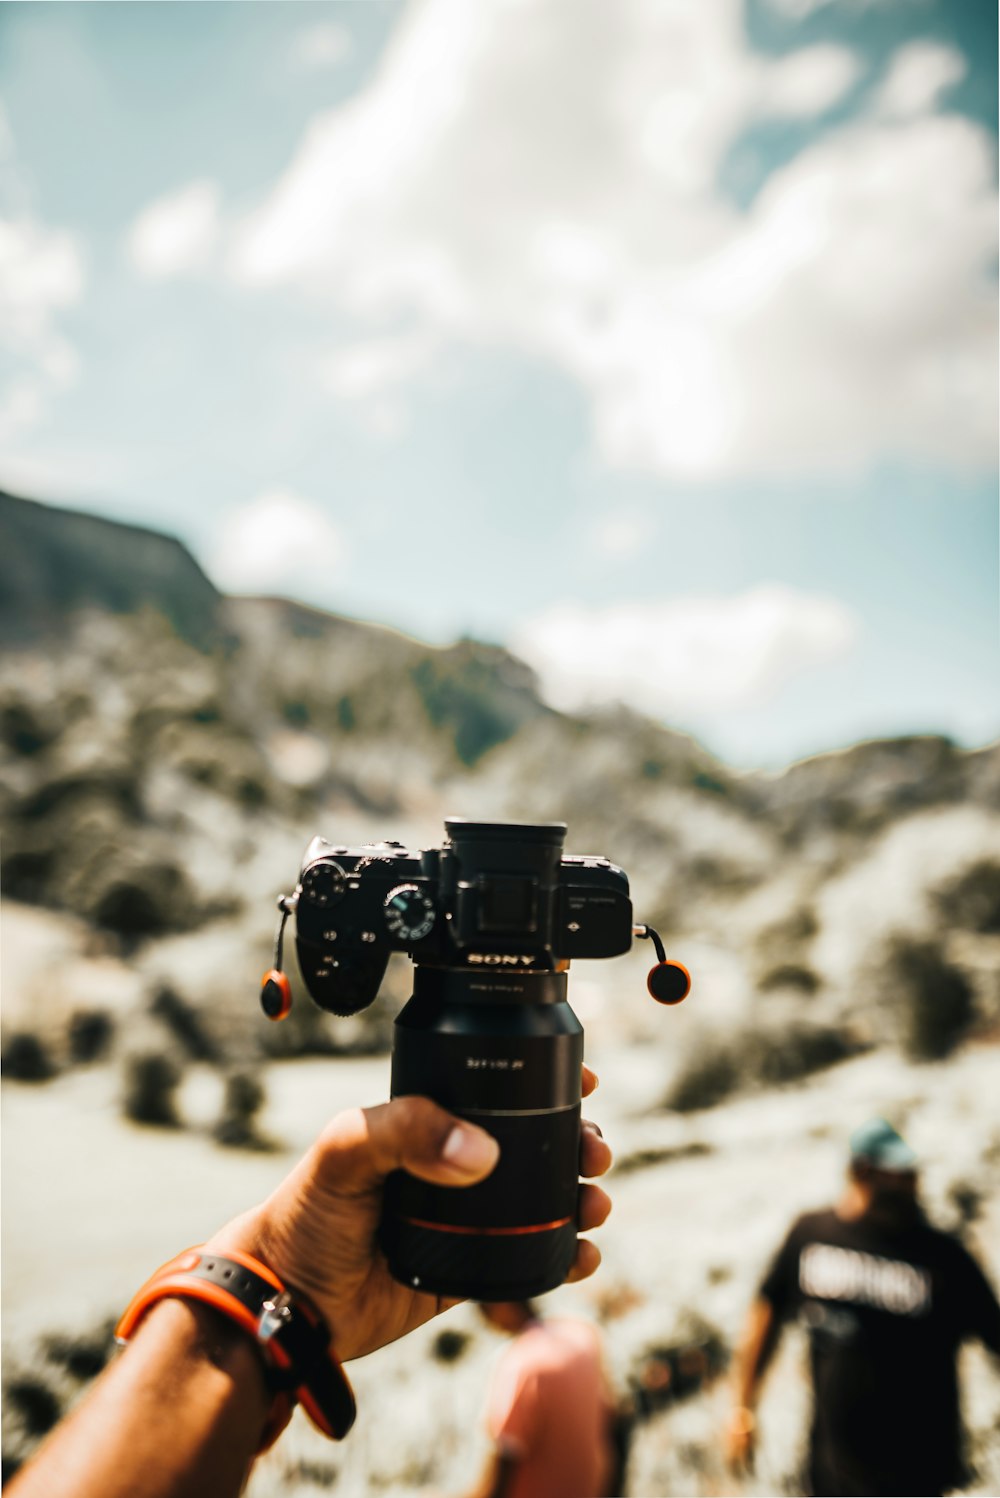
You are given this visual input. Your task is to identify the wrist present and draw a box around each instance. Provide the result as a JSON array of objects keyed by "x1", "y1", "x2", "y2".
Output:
[
  {"x1": 730, "y1": 1405, "x2": 756, "y2": 1435},
  {"x1": 117, "y1": 1245, "x2": 356, "y2": 1443}
]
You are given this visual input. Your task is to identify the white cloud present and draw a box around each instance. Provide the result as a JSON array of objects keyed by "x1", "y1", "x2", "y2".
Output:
[
  {"x1": 762, "y1": 45, "x2": 859, "y2": 118},
  {"x1": 289, "y1": 21, "x2": 352, "y2": 71},
  {"x1": 0, "y1": 377, "x2": 43, "y2": 444},
  {"x1": 0, "y1": 217, "x2": 83, "y2": 344},
  {"x1": 229, "y1": 0, "x2": 995, "y2": 480},
  {"x1": 127, "y1": 180, "x2": 220, "y2": 279},
  {"x1": 0, "y1": 214, "x2": 84, "y2": 440},
  {"x1": 765, "y1": 0, "x2": 926, "y2": 15},
  {"x1": 511, "y1": 585, "x2": 858, "y2": 718},
  {"x1": 318, "y1": 330, "x2": 439, "y2": 436},
  {"x1": 207, "y1": 488, "x2": 346, "y2": 602},
  {"x1": 873, "y1": 41, "x2": 966, "y2": 120},
  {"x1": 320, "y1": 331, "x2": 437, "y2": 400},
  {"x1": 587, "y1": 509, "x2": 652, "y2": 561}
]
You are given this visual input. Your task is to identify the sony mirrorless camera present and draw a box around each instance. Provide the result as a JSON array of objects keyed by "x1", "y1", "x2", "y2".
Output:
[{"x1": 260, "y1": 818, "x2": 688, "y2": 1301}]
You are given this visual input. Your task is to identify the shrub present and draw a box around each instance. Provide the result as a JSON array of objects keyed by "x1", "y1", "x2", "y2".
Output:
[
  {"x1": 664, "y1": 1021, "x2": 855, "y2": 1113},
  {"x1": 122, "y1": 1051, "x2": 182, "y2": 1127},
  {"x1": 42, "y1": 1323, "x2": 114, "y2": 1381},
  {"x1": 431, "y1": 1329, "x2": 471, "y2": 1363},
  {"x1": 411, "y1": 653, "x2": 520, "y2": 765},
  {"x1": 744, "y1": 1023, "x2": 850, "y2": 1085},
  {"x1": 947, "y1": 1179, "x2": 982, "y2": 1228},
  {"x1": 213, "y1": 1070, "x2": 271, "y2": 1150},
  {"x1": 150, "y1": 986, "x2": 219, "y2": 1064},
  {"x1": 757, "y1": 964, "x2": 820, "y2": 996},
  {"x1": 0, "y1": 847, "x2": 54, "y2": 904},
  {"x1": 627, "y1": 1312, "x2": 729, "y2": 1421},
  {"x1": 0, "y1": 701, "x2": 54, "y2": 755},
  {"x1": 932, "y1": 860, "x2": 1000, "y2": 935},
  {"x1": 664, "y1": 1038, "x2": 739, "y2": 1113},
  {"x1": 68, "y1": 1009, "x2": 114, "y2": 1064},
  {"x1": 281, "y1": 1459, "x2": 338, "y2": 1489},
  {"x1": 615, "y1": 1142, "x2": 712, "y2": 1176},
  {"x1": 1, "y1": 1031, "x2": 57, "y2": 1082},
  {"x1": 875, "y1": 934, "x2": 974, "y2": 1061},
  {"x1": 282, "y1": 699, "x2": 310, "y2": 727},
  {"x1": 89, "y1": 863, "x2": 195, "y2": 939},
  {"x1": 4, "y1": 1376, "x2": 62, "y2": 1438}
]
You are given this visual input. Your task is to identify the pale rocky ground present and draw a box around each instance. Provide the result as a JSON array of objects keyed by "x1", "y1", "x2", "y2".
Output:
[{"x1": 3, "y1": 905, "x2": 999, "y2": 1495}]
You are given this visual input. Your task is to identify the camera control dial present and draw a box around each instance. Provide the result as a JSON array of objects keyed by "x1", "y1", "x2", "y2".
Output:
[
  {"x1": 300, "y1": 860, "x2": 347, "y2": 908},
  {"x1": 384, "y1": 885, "x2": 436, "y2": 943}
]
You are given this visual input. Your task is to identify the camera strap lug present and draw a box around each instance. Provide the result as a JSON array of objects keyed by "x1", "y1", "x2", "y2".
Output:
[{"x1": 260, "y1": 893, "x2": 297, "y2": 1021}]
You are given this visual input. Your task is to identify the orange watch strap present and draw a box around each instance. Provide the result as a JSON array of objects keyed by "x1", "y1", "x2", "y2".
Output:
[{"x1": 116, "y1": 1247, "x2": 355, "y2": 1442}]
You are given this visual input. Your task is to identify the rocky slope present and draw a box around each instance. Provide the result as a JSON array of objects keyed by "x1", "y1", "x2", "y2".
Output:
[{"x1": 1, "y1": 490, "x2": 998, "y2": 1061}]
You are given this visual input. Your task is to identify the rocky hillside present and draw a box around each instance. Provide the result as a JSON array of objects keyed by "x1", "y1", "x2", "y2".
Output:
[
  {"x1": 1, "y1": 489, "x2": 998, "y2": 1070},
  {"x1": 0, "y1": 490, "x2": 223, "y2": 650}
]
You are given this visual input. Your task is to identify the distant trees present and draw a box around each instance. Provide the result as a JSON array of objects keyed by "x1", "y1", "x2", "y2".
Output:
[
  {"x1": 871, "y1": 934, "x2": 974, "y2": 1062},
  {"x1": 664, "y1": 1020, "x2": 855, "y2": 1113}
]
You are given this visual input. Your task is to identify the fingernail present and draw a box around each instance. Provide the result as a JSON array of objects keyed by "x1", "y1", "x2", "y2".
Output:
[{"x1": 442, "y1": 1124, "x2": 499, "y2": 1174}]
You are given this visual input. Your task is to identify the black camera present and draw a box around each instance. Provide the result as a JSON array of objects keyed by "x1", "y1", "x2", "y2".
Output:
[{"x1": 260, "y1": 818, "x2": 689, "y2": 1301}]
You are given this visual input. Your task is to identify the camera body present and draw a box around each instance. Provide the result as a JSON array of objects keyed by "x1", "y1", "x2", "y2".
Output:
[{"x1": 294, "y1": 818, "x2": 633, "y2": 1017}]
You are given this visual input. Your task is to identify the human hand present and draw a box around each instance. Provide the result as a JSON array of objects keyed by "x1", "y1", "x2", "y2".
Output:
[{"x1": 206, "y1": 1065, "x2": 612, "y2": 1362}]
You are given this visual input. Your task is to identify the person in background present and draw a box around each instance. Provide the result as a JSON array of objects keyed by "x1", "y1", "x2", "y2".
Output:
[
  {"x1": 8, "y1": 1072, "x2": 612, "y2": 1498},
  {"x1": 467, "y1": 1296, "x2": 617, "y2": 1498},
  {"x1": 726, "y1": 1117, "x2": 1000, "y2": 1497}
]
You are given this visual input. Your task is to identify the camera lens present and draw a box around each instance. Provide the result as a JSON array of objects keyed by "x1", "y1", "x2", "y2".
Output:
[{"x1": 381, "y1": 966, "x2": 583, "y2": 1300}]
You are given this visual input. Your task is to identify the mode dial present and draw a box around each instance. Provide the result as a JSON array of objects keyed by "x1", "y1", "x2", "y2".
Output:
[
  {"x1": 384, "y1": 884, "x2": 436, "y2": 943},
  {"x1": 300, "y1": 860, "x2": 347, "y2": 909}
]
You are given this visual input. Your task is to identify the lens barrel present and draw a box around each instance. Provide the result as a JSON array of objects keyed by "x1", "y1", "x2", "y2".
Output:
[{"x1": 380, "y1": 967, "x2": 583, "y2": 1300}]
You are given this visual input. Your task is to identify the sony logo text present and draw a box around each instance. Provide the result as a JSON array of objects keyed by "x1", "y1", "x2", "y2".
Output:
[{"x1": 467, "y1": 953, "x2": 536, "y2": 967}]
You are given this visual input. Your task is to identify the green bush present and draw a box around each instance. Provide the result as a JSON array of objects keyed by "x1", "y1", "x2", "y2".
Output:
[
  {"x1": 757, "y1": 964, "x2": 820, "y2": 996},
  {"x1": 81, "y1": 860, "x2": 200, "y2": 940},
  {"x1": 4, "y1": 1375, "x2": 62, "y2": 1438},
  {"x1": 744, "y1": 1023, "x2": 850, "y2": 1085},
  {"x1": 122, "y1": 1051, "x2": 182, "y2": 1127},
  {"x1": 1, "y1": 1031, "x2": 57, "y2": 1082},
  {"x1": 150, "y1": 985, "x2": 219, "y2": 1064},
  {"x1": 213, "y1": 1070, "x2": 272, "y2": 1151},
  {"x1": 42, "y1": 1322, "x2": 115, "y2": 1381},
  {"x1": 0, "y1": 701, "x2": 55, "y2": 755},
  {"x1": 431, "y1": 1329, "x2": 471, "y2": 1363},
  {"x1": 68, "y1": 1009, "x2": 114, "y2": 1064},
  {"x1": 876, "y1": 934, "x2": 974, "y2": 1061},
  {"x1": 932, "y1": 860, "x2": 1000, "y2": 935},
  {"x1": 664, "y1": 1020, "x2": 855, "y2": 1113},
  {"x1": 664, "y1": 1038, "x2": 740, "y2": 1113}
]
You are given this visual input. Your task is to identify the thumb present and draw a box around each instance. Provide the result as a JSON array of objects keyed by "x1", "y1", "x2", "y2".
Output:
[{"x1": 315, "y1": 1095, "x2": 500, "y2": 1193}]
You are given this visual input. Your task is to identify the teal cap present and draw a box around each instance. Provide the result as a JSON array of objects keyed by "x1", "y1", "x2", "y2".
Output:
[{"x1": 849, "y1": 1117, "x2": 918, "y2": 1172}]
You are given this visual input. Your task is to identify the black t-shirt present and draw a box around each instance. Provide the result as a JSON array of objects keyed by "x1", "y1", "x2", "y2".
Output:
[{"x1": 760, "y1": 1207, "x2": 1000, "y2": 1497}]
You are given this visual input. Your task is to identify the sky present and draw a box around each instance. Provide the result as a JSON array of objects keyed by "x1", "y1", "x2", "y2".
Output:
[{"x1": 0, "y1": 0, "x2": 996, "y2": 769}]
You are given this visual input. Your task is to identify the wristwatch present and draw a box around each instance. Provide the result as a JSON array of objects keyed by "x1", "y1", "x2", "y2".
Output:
[{"x1": 116, "y1": 1247, "x2": 356, "y2": 1442}]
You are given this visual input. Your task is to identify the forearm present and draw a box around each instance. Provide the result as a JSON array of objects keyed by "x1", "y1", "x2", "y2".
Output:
[
  {"x1": 733, "y1": 1297, "x2": 780, "y2": 1410},
  {"x1": 9, "y1": 1298, "x2": 272, "y2": 1498}
]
